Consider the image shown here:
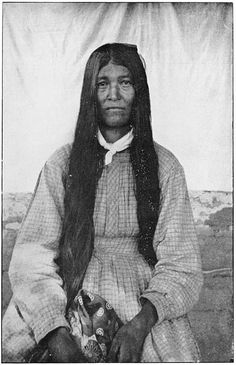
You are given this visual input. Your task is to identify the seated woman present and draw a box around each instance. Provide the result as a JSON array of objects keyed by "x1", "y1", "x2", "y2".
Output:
[{"x1": 3, "y1": 43, "x2": 203, "y2": 362}]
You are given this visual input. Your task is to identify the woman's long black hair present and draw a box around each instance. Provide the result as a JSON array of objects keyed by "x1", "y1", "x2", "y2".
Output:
[{"x1": 57, "y1": 43, "x2": 161, "y2": 311}]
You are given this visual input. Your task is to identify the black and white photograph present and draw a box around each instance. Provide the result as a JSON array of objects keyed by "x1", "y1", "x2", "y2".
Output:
[{"x1": 2, "y1": 2, "x2": 233, "y2": 362}]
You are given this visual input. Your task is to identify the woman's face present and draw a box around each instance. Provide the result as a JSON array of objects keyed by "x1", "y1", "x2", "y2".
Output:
[{"x1": 96, "y1": 62, "x2": 135, "y2": 130}]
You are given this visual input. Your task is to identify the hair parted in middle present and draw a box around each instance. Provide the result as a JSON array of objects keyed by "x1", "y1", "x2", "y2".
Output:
[{"x1": 57, "y1": 43, "x2": 161, "y2": 311}]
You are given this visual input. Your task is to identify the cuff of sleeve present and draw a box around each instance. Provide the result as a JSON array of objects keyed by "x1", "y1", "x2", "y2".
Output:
[
  {"x1": 140, "y1": 292, "x2": 167, "y2": 325},
  {"x1": 31, "y1": 311, "x2": 70, "y2": 343}
]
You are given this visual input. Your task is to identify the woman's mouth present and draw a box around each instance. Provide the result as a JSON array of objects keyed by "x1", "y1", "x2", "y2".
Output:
[{"x1": 106, "y1": 107, "x2": 124, "y2": 110}]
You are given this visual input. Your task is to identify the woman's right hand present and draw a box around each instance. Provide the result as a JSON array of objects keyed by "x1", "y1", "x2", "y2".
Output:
[{"x1": 47, "y1": 327, "x2": 86, "y2": 363}]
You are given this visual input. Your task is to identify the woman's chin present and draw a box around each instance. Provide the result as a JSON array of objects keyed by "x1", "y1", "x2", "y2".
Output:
[{"x1": 100, "y1": 118, "x2": 130, "y2": 130}]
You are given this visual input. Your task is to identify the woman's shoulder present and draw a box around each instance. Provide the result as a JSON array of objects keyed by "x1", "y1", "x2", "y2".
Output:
[
  {"x1": 46, "y1": 143, "x2": 72, "y2": 173},
  {"x1": 153, "y1": 142, "x2": 184, "y2": 181}
]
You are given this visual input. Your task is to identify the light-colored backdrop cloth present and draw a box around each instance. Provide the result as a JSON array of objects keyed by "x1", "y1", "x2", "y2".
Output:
[
  {"x1": 2, "y1": 143, "x2": 203, "y2": 362},
  {"x1": 3, "y1": 3, "x2": 232, "y2": 193}
]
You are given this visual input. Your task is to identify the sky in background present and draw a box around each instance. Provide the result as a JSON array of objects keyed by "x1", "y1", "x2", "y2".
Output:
[{"x1": 3, "y1": 3, "x2": 232, "y2": 192}]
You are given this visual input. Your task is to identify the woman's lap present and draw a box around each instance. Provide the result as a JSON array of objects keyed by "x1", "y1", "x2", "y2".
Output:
[
  {"x1": 2, "y1": 299, "x2": 199, "y2": 363},
  {"x1": 141, "y1": 315, "x2": 200, "y2": 362}
]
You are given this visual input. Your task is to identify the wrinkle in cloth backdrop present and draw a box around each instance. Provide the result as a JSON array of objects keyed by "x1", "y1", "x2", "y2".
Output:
[{"x1": 3, "y1": 3, "x2": 232, "y2": 193}]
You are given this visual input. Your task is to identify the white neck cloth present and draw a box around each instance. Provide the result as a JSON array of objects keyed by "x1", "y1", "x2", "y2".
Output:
[{"x1": 97, "y1": 128, "x2": 134, "y2": 165}]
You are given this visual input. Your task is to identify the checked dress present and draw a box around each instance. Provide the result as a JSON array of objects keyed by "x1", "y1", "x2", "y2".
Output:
[{"x1": 2, "y1": 142, "x2": 203, "y2": 362}]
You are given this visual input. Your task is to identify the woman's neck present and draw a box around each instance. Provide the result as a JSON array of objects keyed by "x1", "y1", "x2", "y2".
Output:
[{"x1": 99, "y1": 125, "x2": 131, "y2": 143}]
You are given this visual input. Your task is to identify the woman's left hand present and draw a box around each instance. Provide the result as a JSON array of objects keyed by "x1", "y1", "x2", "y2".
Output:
[
  {"x1": 107, "y1": 299, "x2": 158, "y2": 362},
  {"x1": 107, "y1": 317, "x2": 146, "y2": 362}
]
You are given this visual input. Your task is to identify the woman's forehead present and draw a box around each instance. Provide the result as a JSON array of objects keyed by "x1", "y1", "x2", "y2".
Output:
[{"x1": 98, "y1": 62, "x2": 131, "y2": 78}]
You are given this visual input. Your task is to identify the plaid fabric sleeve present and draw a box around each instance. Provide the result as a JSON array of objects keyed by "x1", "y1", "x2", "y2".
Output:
[
  {"x1": 8, "y1": 149, "x2": 70, "y2": 343},
  {"x1": 141, "y1": 163, "x2": 203, "y2": 324}
]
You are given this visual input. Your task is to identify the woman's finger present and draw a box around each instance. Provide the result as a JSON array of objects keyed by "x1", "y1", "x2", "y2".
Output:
[
  {"x1": 107, "y1": 340, "x2": 120, "y2": 362},
  {"x1": 117, "y1": 343, "x2": 130, "y2": 363},
  {"x1": 117, "y1": 340, "x2": 141, "y2": 363}
]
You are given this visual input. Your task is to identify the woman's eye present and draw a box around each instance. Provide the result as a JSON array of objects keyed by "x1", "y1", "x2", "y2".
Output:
[
  {"x1": 120, "y1": 79, "x2": 133, "y2": 89},
  {"x1": 97, "y1": 81, "x2": 108, "y2": 88},
  {"x1": 121, "y1": 79, "x2": 132, "y2": 86}
]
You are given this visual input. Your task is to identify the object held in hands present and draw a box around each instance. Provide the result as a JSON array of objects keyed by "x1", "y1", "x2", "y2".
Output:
[
  {"x1": 27, "y1": 289, "x2": 123, "y2": 363},
  {"x1": 68, "y1": 289, "x2": 123, "y2": 362}
]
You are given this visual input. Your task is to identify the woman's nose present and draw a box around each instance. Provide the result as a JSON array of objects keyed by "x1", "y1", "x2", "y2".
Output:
[{"x1": 108, "y1": 84, "x2": 120, "y2": 100}]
